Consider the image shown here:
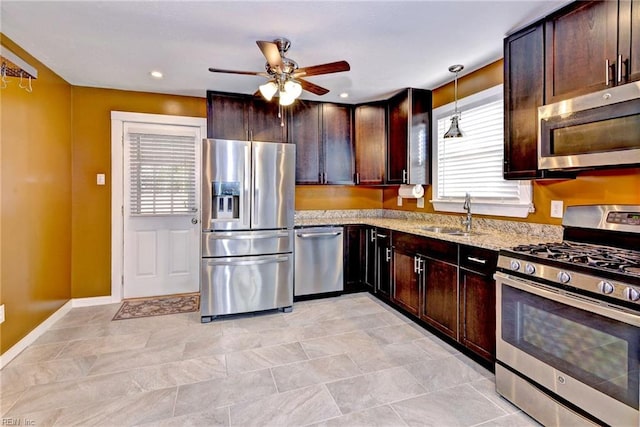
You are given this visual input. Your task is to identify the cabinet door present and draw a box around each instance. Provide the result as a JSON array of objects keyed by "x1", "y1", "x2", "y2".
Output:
[
  {"x1": 619, "y1": 0, "x2": 640, "y2": 84},
  {"x1": 364, "y1": 228, "x2": 377, "y2": 291},
  {"x1": 322, "y1": 104, "x2": 354, "y2": 184},
  {"x1": 421, "y1": 258, "x2": 458, "y2": 339},
  {"x1": 344, "y1": 225, "x2": 365, "y2": 293},
  {"x1": 545, "y1": 1, "x2": 619, "y2": 103},
  {"x1": 387, "y1": 90, "x2": 409, "y2": 184},
  {"x1": 249, "y1": 98, "x2": 287, "y2": 142},
  {"x1": 503, "y1": 24, "x2": 545, "y2": 179},
  {"x1": 354, "y1": 104, "x2": 386, "y2": 185},
  {"x1": 375, "y1": 230, "x2": 392, "y2": 299},
  {"x1": 392, "y1": 249, "x2": 420, "y2": 316},
  {"x1": 459, "y1": 269, "x2": 495, "y2": 362},
  {"x1": 206, "y1": 92, "x2": 248, "y2": 140},
  {"x1": 289, "y1": 101, "x2": 321, "y2": 184}
]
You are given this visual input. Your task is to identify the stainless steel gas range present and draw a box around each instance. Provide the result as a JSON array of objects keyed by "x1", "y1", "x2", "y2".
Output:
[{"x1": 494, "y1": 205, "x2": 640, "y2": 426}]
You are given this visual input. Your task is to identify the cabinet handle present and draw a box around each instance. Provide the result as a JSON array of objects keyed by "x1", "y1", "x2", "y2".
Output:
[
  {"x1": 376, "y1": 233, "x2": 387, "y2": 238},
  {"x1": 617, "y1": 54, "x2": 623, "y2": 84},
  {"x1": 414, "y1": 256, "x2": 419, "y2": 273},
  {"x1": 370, "y1": 229, "x2": 377, "y2": 242},
  {"x1": 417, "y1": 258, "x2": 424, "y2": 274},
  {"x1": 402, "y1": 169, "x2": 407, "y2": 184},
  {"x1": 385, "y1": 247, "x2": 392, "y2": 262},
  {"x1": 467, "y1": 256, "x2": 487, "y2": 264},
  {"x1": 356, "y1": 172, "x2": 360, "y2": 185},
  {"x1": 605, "y1": 59, "x2": 611, "y2": 86}
]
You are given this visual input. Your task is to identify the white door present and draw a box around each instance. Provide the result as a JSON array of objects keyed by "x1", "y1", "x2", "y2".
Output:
[{"x1": 122, "y1": 122, "x2": 201, "y2": 298}]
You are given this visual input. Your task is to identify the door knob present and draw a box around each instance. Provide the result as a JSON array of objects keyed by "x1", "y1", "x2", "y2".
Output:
[{"x1": 191, "y1": 217, "x2": 199, "y2": 224}]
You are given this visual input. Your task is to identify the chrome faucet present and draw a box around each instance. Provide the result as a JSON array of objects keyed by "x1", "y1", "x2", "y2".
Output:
[{"x1": 461, "y1": 193, "x2": 472, "y2": 232}]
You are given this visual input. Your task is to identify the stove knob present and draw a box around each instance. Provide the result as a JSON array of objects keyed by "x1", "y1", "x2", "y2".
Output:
[
  {"x1": 525, "y1": 263, "x2": 536, "y2": 275},
  {"x1": 557, "y1": 271, "x2": 571, "y2": 284},
  {"x1": 597, "y1": 280, "x2": 614, "y2": 295},
  {"x1": 510, "y1": 260, "x2": 521, "y2": 271},
  {"x1": 624, "y1": 287, "x2": 640, "y2": 302}
]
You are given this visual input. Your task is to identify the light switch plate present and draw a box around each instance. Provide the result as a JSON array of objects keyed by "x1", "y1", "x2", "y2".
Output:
[
  {"x1": 97, "y1": 173, "x2": 106, "y2": 186},
  {"x1": 397, "y1": 196, "x2": 403, "y2": 207},
  {"x1": 417, "y1": 198, "x2": 425, "y2": 209},
  {"x1": 551, "y1": 200, "x2": 564, "y2": 218},
  {"x1": 0, "y1": 304, "x2": 5, "y2": 324}
]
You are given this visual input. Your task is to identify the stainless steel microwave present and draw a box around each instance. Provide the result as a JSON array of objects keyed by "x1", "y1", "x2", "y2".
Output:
[{"x1": 538, "y1": 82, "x2": 640, "y2": 171}]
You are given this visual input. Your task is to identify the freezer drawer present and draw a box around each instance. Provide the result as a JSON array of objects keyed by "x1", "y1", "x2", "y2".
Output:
[
  {"x1": 294, "y1": 227, "x2": 344, "y2": 296},
  {"x1": 200, "y1": 253, "x2": 293, "y2": 320},
  {"x1": 202, "y1": 229, "x2": 293, "y2": 257}
]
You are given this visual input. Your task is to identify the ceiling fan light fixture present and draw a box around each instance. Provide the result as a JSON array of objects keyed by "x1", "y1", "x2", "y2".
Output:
[
  {"x1": 284, "y1": 79, "x2": 302, "y2": 99},
  {"x1": 259, "y1": 81, "x2": 278, "y2": 101},
  {"x1": 278, "y1": 89, "x2": 296, "y2": 106},
  {"x1": 443, "y1": 64, "x2": 465, "y2": 139}
]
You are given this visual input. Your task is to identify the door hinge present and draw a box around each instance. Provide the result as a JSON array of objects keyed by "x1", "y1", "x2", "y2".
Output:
[
  {"x1": 121, "y1": 275, "x2": 124, "y2": 286},
  {"x1": 121, "y1": 205, "x2": 124, "y2": 216}
]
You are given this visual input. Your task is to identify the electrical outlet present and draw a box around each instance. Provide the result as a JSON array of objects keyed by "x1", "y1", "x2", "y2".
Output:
[
  {"x1": 97, "y1": 173, "x2": 106, "y2": 186},
  {"x1": 551, "y1": 200, "x2": 564, "y2": 218},
  {"x1": 397, "y1": 196, "x2": 403, "y2": 207},
  {"x1": 0, "y1": 304, "x2": 5, "y2": 324},
  {"x1": 417, "y1": 198, "x2": 425, "y2": 209}
]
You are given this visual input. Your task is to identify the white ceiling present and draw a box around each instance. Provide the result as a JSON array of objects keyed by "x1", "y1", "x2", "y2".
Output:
[{"x1": 1, "y1": 0, "x2": 570, "y2": 104}]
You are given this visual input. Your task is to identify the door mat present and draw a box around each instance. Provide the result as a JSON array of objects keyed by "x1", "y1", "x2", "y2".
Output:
[{"x1": 112, "y1": 293, "x2": 199, "y2": 320}]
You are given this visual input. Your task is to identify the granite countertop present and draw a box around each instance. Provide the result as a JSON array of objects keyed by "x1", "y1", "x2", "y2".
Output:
[{"x1": 295, "y1": 210, "x2": 563, "y2": 252}]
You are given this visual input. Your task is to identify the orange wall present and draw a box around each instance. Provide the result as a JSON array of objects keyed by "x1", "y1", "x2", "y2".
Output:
[
  {"x1": 383, "y1": 59, "x2": 640, "y2": 224},
  {"x1": 1, "y1": 35, "x2": 72, "y2": 352},
  {"x1": 71, "y1": 87, "x2": 206, "y2": 298}
]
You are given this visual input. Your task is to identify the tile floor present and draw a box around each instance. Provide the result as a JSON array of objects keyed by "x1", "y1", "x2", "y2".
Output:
[{"x1": 1, "y1": 293, "x2": 540, "y2": 426}]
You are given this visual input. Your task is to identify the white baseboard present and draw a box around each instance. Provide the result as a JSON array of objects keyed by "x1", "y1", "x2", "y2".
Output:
[
  {"x1": 0, "y1": 295, "x2": 118, "y2": 369},
  {"x1": 72, "y1": 295, "x2": 118, "y2": 307},
  {"x1": 0, "y1": 300, "x2": 73, "y2": 369}
]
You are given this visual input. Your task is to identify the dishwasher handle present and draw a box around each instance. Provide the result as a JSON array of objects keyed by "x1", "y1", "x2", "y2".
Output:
[{"x1": 296, "y1": 231, "x2": 342, "y2": 238}]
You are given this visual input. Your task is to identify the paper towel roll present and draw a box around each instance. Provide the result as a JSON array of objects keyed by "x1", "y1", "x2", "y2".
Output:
[{"x1": 398, "y1": 184, "x2": 424, "y2": 199}]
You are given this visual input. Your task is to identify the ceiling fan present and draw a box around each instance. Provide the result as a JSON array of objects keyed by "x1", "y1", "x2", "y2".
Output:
[{"x1": 208, "y1": 37, "x2": 350, "y2": 105}]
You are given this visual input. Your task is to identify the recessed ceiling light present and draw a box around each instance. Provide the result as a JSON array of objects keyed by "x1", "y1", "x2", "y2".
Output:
[
  {"x1": 339, "y1": 92, "x2": 349, "y2": 99},
  {"x1": 150, "y1": 71, "x2": 163, "y2": 79}
]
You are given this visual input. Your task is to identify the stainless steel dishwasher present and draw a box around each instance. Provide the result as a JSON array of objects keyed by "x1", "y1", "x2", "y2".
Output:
[{"x1": 294, "y1": 226, "x2": 344, "y2": 296}]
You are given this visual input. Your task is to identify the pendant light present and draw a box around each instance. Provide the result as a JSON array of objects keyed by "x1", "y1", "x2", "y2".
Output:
[{"x1": 443, "y1": 64, "x2": 464, "y2": 139}]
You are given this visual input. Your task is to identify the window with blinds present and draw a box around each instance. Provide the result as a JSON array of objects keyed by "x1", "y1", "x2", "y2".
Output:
[
  {"x1": 128, "y1": 132, "x2": 197, "y2": 215},
  {"x1": 431, "y1": 85, "x2": 532, "y2": 218}
]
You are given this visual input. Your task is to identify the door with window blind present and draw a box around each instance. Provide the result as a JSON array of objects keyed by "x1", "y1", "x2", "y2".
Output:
[{"x1": 123, "y1": 122, "x2": 201, "y2": 298}]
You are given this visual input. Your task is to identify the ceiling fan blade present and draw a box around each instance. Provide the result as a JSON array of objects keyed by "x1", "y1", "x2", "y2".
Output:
[
  {"x1": 208, "y1": 68, "x2": 268, "y2": 77},
  {"x1": 256, "y1": 40, "x2": 283, "y2": 69},
  {"x1": 299, "y1": 78, "x2": 330, "y2": 96},
  {"x1": 294, "y1": 60, "x2": 350, "y2": 77}
]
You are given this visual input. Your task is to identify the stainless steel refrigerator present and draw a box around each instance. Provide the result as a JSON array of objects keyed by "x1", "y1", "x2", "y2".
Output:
[{"x1": 200, "y1": 139, "x2": 295, "y2": 322}]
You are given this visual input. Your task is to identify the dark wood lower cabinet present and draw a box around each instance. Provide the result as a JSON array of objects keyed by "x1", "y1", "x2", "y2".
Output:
[
  {"x1": 391, "y1": 248, "x2": 421, "y2": 316},
  {"x1": 344, "y1": 225, "x2": 366, "y2": 293},
  {"x1": 420, "y1": 257, "x2": 458, "y2": 340},
  {"x1": 364, "y1": 227, "x2": 377, "y2": 291},
  {"x1": 375, "y1": 229, "x2": 392, "y2": 299}
]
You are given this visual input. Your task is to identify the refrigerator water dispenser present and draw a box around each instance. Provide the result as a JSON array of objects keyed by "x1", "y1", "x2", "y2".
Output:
[{"x1": 211, "y1": 181, "x2": 240, "y2": 220}]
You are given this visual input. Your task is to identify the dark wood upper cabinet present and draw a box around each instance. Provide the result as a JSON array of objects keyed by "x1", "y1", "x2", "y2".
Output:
[
  {"x1": 289, "y1": 100, "x2": 321, "y2": 184},
  {"x1": 322, "y1": 104, "x2": 354, "y2": 184},
  {"x1": 387, "y1": 88, "x2": 432, "y2": 185},
  {"x1": 620, "y1": 0, "x2": 640, "y2": 84},
  {"x1": 206, "y1": 92, "x2": 248, "y2": 140},
  {"x1": 354, "y1": 103, "x2": 386, "y2": 185},
  {"x1": 287, "y1": 101, "x2": 353, "y2": 185},
  {"x1": 545, "y1": 1, "x2": 635, "y2": 103},
  {"x1": 206, "y1": 91, "x2": 286, "y2": 142},
  {"x1": 503, "y1": 23, "x2": 546, "y2": 179}
]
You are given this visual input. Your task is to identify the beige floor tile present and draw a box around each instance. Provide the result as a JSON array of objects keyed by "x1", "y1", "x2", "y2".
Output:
[
  {"x1": 1, "y1": 355, "x2": 96, "y2": 394},
  {"x1": 87, "y1": 343, "x2": 186, "y2": 375},
  {"x1": 391, "y1": 384, "x2": 508, "y2": 427},
  {"x1": 412, "y1": 335, "x2": 460, "y2": 359},
  {"x1": 348, "y1": 341, "x2": 429, "y2": 373},
  {"x1": 366, "y1": 323, "x2": 427, "y2": 345},
  {"x1": 271, "y1": 353, "x2": 362, "y2": 392},
  {"x1": 128, "y1": 354, "x2": 227, "y2": 389},
  {"x1": 475, "y1": 411, "x2": 541, "y2": 427},
  {"x1": 300, "y1": 330, "x2": 380, "y2": 359},
  {"x1": 226, "y1": 342, "x2": 308, "y2": 374},
  {"x1": 135, "y1": 406, "x2": 230, "y2": 427},
  {"x1": 311, "y1": 404, "x2": 407, "y2": 427},
  {"x1": 325, "y1": 366, "x2": 426, "y2": 414},
  {"x1": 229, "y1": 384, "x2": 340, "y2": 426},
  {"x1": 404, "y1": 356, "x2": 487, "y2": 393},
  {"x1": 5, "y1": 342, "x2": 66, "y2": 367},
  {"x1": 56, "y1": 332, "x2": 150, "y2": 359},
  {"x1": 182, "y1": 332, "x2": 262, "y2": 358},
  {"x1": 174, "y1": 369, "x2": 277, "y2": 417},
  {"x1": 470, "y1": 378, "x2": 523, "y2": 415},
  {"x1": 34, "y1": 323, "x2": 110, "y2": 345}
]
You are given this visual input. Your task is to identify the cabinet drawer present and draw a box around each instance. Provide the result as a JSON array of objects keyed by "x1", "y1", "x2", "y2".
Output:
[
  {"x1": 459, "y1": 245, "x2": 497, "y2": 275},
  {"x1": 392, "y1": 231, "x2": 429, "y2": 254}
]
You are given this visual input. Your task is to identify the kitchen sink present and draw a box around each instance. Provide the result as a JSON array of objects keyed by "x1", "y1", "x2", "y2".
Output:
[{"x1": 419, "y1": 226, "x2": 483, "y2": 237}]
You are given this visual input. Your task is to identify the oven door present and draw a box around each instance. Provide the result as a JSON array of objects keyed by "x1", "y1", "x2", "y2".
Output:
[{"x1": 495, "y1": 272, "x2": 639, "y2": 426}]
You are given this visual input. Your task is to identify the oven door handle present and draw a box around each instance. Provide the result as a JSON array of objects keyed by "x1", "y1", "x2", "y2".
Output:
[{"x1": 494, "y1": 272, "x2": 640, "y2": 327}]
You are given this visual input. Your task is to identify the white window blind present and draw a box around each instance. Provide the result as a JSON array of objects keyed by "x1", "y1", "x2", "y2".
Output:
[
  {"x1": 432, "y1": 85, "x2": 532, "y2": 218},
  {"x1": 128, "y1": 132, "x2": 197, "y2": 215}
]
